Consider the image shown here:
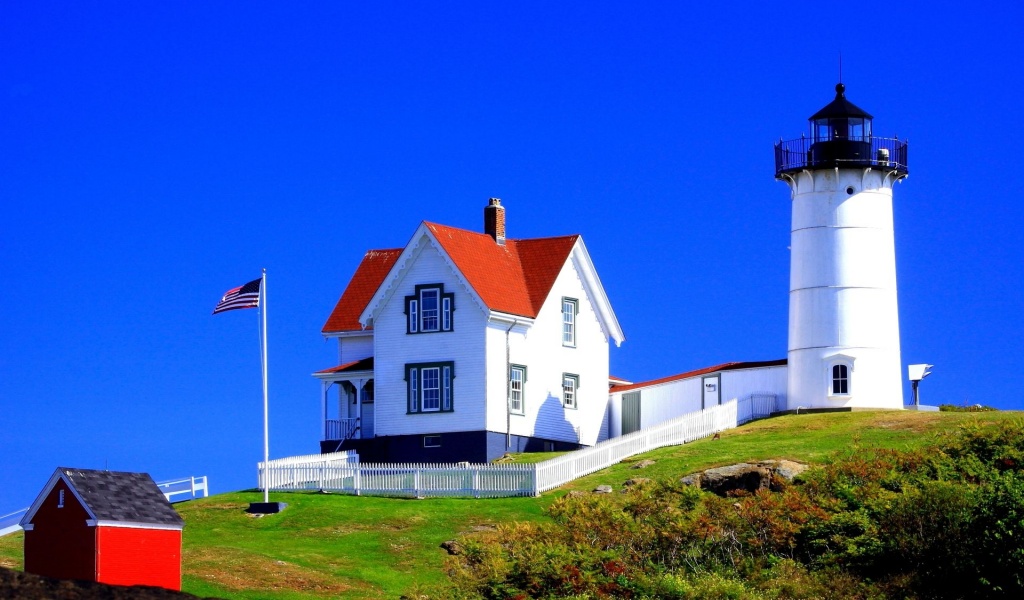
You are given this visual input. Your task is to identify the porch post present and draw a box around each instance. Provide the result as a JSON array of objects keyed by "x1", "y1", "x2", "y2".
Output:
[
  {"x1": 321, "y1": 380, "x2": 329, "y2": 440},
  {"x1": 355, "y1": 378, "x2": 363, "y2": 439}
]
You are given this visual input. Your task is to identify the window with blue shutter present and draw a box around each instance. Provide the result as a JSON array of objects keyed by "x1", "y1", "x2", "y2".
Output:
[
  {"x1": 406, "y1": 362, "x2": 455, "y2": 413},
  {"x1": 405, "y1": 284, "x2": 455, "y2": 334}
]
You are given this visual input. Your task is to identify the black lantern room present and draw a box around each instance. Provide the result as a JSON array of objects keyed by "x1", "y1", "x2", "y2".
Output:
[{"x1": 774, "y1": 84, "x2": 908, "y2": 178}]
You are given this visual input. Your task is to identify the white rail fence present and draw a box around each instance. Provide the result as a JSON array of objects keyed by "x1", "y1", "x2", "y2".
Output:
[
  {"x1": 157, "y1": 475, "x2": 210, "y2": 503},
  {"x1": 258, "y1": 395, "x2": 777, "y2": 499},
  {"x1": 0, "y1": 508, "x2": 28, "y2": 537},
  {"x1": 1, "y1": 474, "x2": 213, "y2": 537}
]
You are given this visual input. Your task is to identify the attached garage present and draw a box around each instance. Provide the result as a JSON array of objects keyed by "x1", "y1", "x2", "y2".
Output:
[{"x1": 609, "y1": 360, "x2": 788, "y2": 436}]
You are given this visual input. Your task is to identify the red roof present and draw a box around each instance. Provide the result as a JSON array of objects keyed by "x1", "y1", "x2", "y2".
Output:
[
  {"x1": 322, "y1": 249, "x2": 402, "y2": 333},
  {"x1": 323, "y1": 224, "x2": 579, "y2": 332},
  {"x1": 314, "y1": 357, "x2": 374, "y2": 374},
  {"x1": 610, "y1": 359, "x2": 787, "y2": 393},
  {"x1": 608, "y1": 374, "x2": 633, "y2": 387},
  {"x1": 426, "y1": 223, "x2": 578, "y2": 318}
]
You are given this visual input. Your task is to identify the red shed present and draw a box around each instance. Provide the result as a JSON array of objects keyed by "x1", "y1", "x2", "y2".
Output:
[{"x1": 20, "y1": 467, "x2": 185, "y2": 590}]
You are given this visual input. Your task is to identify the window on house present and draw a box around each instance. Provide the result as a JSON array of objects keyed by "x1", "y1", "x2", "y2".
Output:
[
  {"x1": 562, "y1": 297, "x2": 578, "y2": 346},
  {"x1": 562, "y1": 373, "x2": 579, "y2": 409},
  {"x1": 509, "y1": 365, "x2": 526, "y2": 415},
  {"x1": 58, "y1": 489, "x2": 64, "y2": 508},
  {"x1": 406, "y1": 284, "x2": 454, "y2": 334},
  {"x1": 423, "y1": 435, "x2": 442, "y2": 448},
  {"x1": 407, "y1": 362, "x2": 455, "y2": 413},
  {"x1": 831, "y1": 364, "x2": 850, "y2": 395}
]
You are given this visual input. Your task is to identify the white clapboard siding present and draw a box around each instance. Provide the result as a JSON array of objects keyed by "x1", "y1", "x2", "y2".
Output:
[
  {"x1": 259, "y1": 396, "x2": 777, "y2": 498},
  {"x1": 372, "y1": 239, "x2": 490, "y2": 437}
]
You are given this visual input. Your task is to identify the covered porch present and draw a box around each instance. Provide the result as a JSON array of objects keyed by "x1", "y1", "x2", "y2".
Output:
[{"x1": 313, "y1": 357, "x2": 375, "y2": 451}]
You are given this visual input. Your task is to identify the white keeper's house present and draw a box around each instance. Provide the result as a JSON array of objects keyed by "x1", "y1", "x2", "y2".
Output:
[{"x1": 315, "y1": 199, "x2": 625, "y2": 463}]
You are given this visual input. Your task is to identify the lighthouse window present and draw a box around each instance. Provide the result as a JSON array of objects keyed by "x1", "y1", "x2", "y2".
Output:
[
  {"x1": 831, "y1": 364, "x2": 850, "y2": 395},
  {"x1": 814, "y1": 120, "x2": 831, "y2": 141},
  {"x1": 848, "y1": 119, "x2": 865, "y2": 141}
]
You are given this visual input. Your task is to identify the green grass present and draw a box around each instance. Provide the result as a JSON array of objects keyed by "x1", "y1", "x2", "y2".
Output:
[
  {"x1": 176, "y1": 492, "x2": 553, "y2": 599},
  {"x1": 501, "y1": 450, "x2": 569, "y2": 464},
  {"x1": 1, "y1": 410, "x2": 1019, "y2": 599},
  {"x1": 558, "y1": 409, "x2": 1001, "y2": 492}
]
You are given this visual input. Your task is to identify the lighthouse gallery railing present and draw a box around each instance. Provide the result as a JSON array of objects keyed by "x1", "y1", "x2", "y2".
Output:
[{"x1": 774, "y1": 136, "x2": 908, "y2": 176}]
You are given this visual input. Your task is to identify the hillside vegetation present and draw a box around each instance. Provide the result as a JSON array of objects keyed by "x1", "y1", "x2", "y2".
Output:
[{"x1": 1, "y1": 410, "x2": 1020, "y2": 599}]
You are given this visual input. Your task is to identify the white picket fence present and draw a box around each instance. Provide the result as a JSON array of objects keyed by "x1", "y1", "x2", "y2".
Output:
[
  {"x1": 258, "y1": 450, "x2": 361, "y2": 491},
  {"x1": 535, "y1": 393, "x2": 775, "y2": 492},
  {"x1": 258, "y1": 394, "x2": 777, "y2": 498}
]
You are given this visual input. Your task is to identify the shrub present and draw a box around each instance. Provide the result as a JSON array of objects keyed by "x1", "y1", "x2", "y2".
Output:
[
  {"x1": 442, "y1": 422, "x2": 1024, "y2": 599},
  {"x1": 939, "y1": 403, "x2": 997, "y2": 412}
]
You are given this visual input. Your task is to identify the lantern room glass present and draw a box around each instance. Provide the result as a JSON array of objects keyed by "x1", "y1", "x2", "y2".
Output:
[{"x1": 812, "y1": 117, "x2": 871, "y2": 142}]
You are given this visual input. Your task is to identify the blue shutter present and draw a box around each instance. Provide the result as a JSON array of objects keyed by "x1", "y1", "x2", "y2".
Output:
[
  {"x1": 443, "y1": 366, "x2": 452, "y2": 411},
  {"x1": 409, "y1": 368, "x2": 418, "y2": 412}
]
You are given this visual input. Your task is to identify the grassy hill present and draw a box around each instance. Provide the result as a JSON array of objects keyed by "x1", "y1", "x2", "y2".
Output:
[{"x1": 1, "y1": 410, "x2": 1018, "y2": 599}]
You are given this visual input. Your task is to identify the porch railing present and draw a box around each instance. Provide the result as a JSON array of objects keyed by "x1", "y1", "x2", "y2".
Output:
[
  {"x1": 261, "y1": 394, "x2": 777, "y2": 498},
  {"x1": 325, "y1": 418, "x2": 359, "y2": 441}
]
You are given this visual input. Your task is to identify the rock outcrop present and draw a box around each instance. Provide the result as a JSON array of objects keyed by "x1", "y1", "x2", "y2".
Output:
[{"x1": 681, "y1": 460, "x2": 809, "y2": 496}]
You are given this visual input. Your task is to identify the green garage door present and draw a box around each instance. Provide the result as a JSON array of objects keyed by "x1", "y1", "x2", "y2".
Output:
[{"x1": 622, "y1": 391, "x2": 641, "y2": 435}]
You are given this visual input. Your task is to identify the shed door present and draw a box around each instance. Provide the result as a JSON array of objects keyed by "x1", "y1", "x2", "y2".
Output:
[
  {"x1": 622, "y1": 391, "x2": 641, "y2": 435},
  {"x1": 702, "y1": 375, "x2": 721, "y2": 409}
]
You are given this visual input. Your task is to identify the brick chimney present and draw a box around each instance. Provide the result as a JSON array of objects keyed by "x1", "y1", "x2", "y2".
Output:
[{"x1": 484, "y1": 198, "x2": 505, "y2": 245}]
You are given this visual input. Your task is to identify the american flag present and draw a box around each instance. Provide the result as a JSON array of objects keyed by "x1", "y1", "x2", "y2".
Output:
[{"x1": 213, "y1": 278, "x2": 261, "y2": 314}]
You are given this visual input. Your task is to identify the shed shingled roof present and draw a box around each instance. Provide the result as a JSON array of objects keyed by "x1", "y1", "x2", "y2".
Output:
[
  {"x1": 57, "y1": 467, "x2": 184, "y2": 527},
  {"x1": 322, "y1": 224, "x2": 580, "y2": 333}
]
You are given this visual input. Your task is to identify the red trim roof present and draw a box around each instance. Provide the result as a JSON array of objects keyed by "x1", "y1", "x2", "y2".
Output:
[
  {"x1": 323, "y1": 224, "x2": 580, "y2": 332},
  {"x1": 426, "y1": 222, "x2": 578, "y2": 318},
  {"x1": 314, "y1": 357, "x2": 374, "y2": 374},
  {"x1": 322, "y1": 250, "x2": 402, "y2": 333},
  {"x1": 610, "y1": 359, "x2": 787, "y2": 393},
  {"x1": 608, "y1": 374, "x2": 632, "y2": 387}
]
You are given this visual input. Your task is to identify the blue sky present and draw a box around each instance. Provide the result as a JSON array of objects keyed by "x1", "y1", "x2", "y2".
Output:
[{"x1": 2, "y1": 1, "x2": 1022, "y2": 512}]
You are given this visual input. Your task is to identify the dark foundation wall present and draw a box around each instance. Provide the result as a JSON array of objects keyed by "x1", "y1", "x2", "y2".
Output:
[{"x1": 322, "y1": 431, "x2": 582, "y2": 464}]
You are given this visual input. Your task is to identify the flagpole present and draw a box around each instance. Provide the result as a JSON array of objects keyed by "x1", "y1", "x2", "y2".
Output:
[{"x1": 261, "y1": 268, "x2": 269, "y2": 504}]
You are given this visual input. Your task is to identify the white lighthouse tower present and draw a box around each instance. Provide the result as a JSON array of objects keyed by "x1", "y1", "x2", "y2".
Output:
[{"x1": 775, "y1": 84, "x2": 908, "y2": 410}]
